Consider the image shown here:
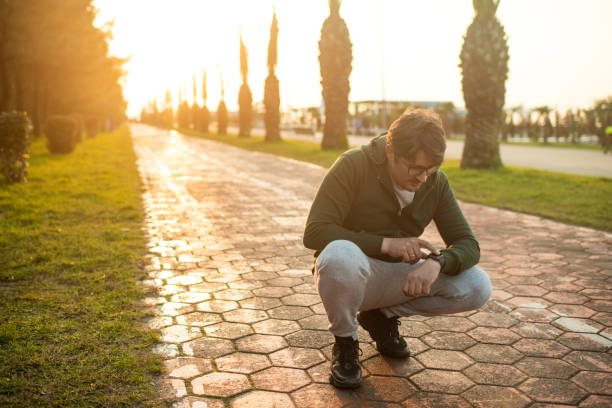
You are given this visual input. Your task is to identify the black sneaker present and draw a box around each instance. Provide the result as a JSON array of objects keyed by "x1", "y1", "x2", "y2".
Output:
[
  {"x1": 357, "y1": 309, "x2": 410, "y2": 358},
  {"x1": 329, "y1": 336, "x2": 362, "y2": 389}
]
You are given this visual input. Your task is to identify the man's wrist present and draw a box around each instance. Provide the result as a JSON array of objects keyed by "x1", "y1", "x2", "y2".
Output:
[{"x1": 425, "y1": 253, "x2": 445, "y2": 271}]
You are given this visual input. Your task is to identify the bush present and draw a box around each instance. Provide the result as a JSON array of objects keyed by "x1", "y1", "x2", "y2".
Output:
[
  {"x1": 46, "y1": 116, "x2": 78, "y2": 154},
  {"x1": 71, "y1": 113, "x2": 84, "y2": 143},
  {"x1": 0, "y1": 111, "x2": 31, "y2": 183},
  {"x1": 85, "y1": 117, "x2": 100, "y2": 138}
]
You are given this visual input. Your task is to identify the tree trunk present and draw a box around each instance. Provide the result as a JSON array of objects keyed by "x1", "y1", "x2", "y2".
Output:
[{"x1": 461, "y1": 112, "x2": 502, "y2": 168}]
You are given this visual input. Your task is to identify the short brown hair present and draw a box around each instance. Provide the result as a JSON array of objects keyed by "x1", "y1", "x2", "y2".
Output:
[{"x1": 386, "y1": 108, "x2": 446, "y2": 165}]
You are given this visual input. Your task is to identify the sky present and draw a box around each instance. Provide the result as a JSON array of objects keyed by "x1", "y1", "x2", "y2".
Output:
[{"x1": 93, "y1": 0, "x2": 612, "y2": 118}]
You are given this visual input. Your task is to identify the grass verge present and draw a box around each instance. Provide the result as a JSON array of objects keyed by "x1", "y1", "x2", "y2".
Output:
[
  {"x1": 0, "y1": 126, "x2": 165, "y2": 407},
  {"x1": 181, "y1": 128, "x2": 611, "y2": 232}
]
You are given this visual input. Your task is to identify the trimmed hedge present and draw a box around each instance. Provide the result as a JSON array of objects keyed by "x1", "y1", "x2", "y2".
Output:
[
  {"x1": 85, "y1": 117, "x2": 100, "y2": 138},
  {"x1": 0, "y1": 111, "x2": 30, "y2": 183},
  {"x1": 46, "y1": 116, "x2": 78, "y2": 154}
]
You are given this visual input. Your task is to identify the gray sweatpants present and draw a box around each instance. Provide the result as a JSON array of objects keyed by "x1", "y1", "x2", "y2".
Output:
[{"x1": 314, "y1": 240, "x2": 492, "y2": 339}]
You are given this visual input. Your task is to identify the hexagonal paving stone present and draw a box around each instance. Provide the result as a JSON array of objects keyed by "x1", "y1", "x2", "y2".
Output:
[
  {"x1": 223, "y1": 308, "x2": 268, "y2": 323},
  {"x1": 544, "y1": 292, "x2": 588, "y2": 305},
  {"x1": 167, "y1": 275, "x2": 203, "y2": 286},
  {"x1": 204, "y1": 322, "x2": 252, "y2": 339},
  {"x1": 170, "y1": 292, "x2": 212, "y2": 304},
  {"x1": 160, "y1": 325, "x2": 202, "y2": 343},
  {"x1": 512, "y1": 339, "x2": 571, "y2": 358},
  {"x1": 361, "y1": 355, "x2": 423, "y2": 377},
  {"x1": 204, "y1": 273, "x2": 241, "y2": 283},
  {"x1": 420, "y1": 331, "x2": 476, "y2": 350},
  {"x1": 213, "y1": 289, "x2": 253, "y2": 301},
  {"x1": 285, "y1": 329, "x2": 334, "y2": 348},
  {"x1": 175, "y1": 311, "x2": 222, "y2": 327},
  {"x1": 468, "y1": 311, "x2": 518, "y2": 328},
  {"x1": 356, "y1": 375, "x2": 416, "y2": 402},
  {"x1": 511, "y1": 322, "x2": 563, "y2": 339},
  {"x1": 425, "y1": 316, "x2": 476, "y2": 332},
  {"x1": 466, "y1": 327, "x2": 521, "y2": 345},
  {"x1": 291, "y1": 383, "x2": 356, "y2": 408},
  {"x1": 461, "y1": 385, "x2": 531, "y2": 408},
  {"x1": 242, "y1": 271, "x2": 279, "y2": 280},
  {"x1": 410, "y1": 369, "x2": 474, "y2": 394},
  {"x1": 268, "y1": 305, "x2": 313, "y2": 320},
  {"x1": 269, "y1": 347, "x2": 326, "y2": 369},
  {"x1": 252, "y1": 286, "x2": 294, "y2": 298},
  {"x1": 293, "y1": 283, "x2": 317, "y2": 294},
  {"x1": 510, "y1": 307, "x2": 558, "y2": 323},
  {"x1": 465, "y1": 343, "x2": 524, "y2": 364},
  {"x1": 281, "y1": 293, "x2": 320, "y2": 306},
  {"x1": 402, "y1": 392, "x2": 472, "y2": 408},
  {"x1": 189, "y1": 281, "x2": 228, "y2": 292},
  {"x1": 298, "y1": 314, "x2": 329, "y2": 331},
  {"x1": 236, "y1": 334, "x2": 288, "y2": 353},
  {"x1": 164, "y1": 357, "x2": 213, "y2": 379},
  {"x1": 183, "y1": 337, "x2": 235, "y2": 358},
  {"x1": 549, "y1": 304, "x2": 597, "y2": 318},
  {"x1": 553, "y1": 317, "x2": 602, "y2": 334},
  {"x1": 508, "y1": 296, "x2": 553, "y2": 309},
  {"x1": 519, "y1": 378, "x2": 586, "y2": 404},
  {"x1": 564, "y1": 351, "x2": 612, "y2": 372},
  {"x1": 228, "y1": 280, "x2": 264, "y2": 290},
  {"x1": 145, "y1": 316, "x2": 174, "y2": 329},
  {"x1": 578, "y1": 395, "x2": 612, "y2": 407},
  {"x1": 462, "y1": 363, "x2": 527, "y2": 386},
  {"x1": 506, "y1": 285, "x2": 548, "y2": 297},
  {"x1": 239, "y1": 297, "x2": 282, "y2": 310},
  {"x1": 514, "y1": 357, "x2": 579, "y2": 379},
  {"x1": 557, "y1": 332, "x2": 612, "y2": 351},
  {"x1": 159, "y1": 302, "x2": 195, "y2": 316},
  {"x1": 571, "y1": 371, "x2": 612, "y2": 394},
  {"x1": 160, "y1": 378, "x2": 187, "y2": 398},
  {"x1": 309, "y1": 303, "x2": 326, "y2": 315},
  {"x1": 415, "y1": 349, "x2": 474, "y2": 370},
  {"x1": 251, "y1": 366, "x2": 311, "y2": 392},
  {"x1": 215, "y1": 352, "x2": 271, "y2": 374},
  {"x1": 230, "y1": 390, "x2": 295, "y2": 408},
  {"x1": 191, "y1": 372, "x2": 251, "y2": 397},
  {"x1": 397, "y1": 321, "x2": 432, "y2": 337},
  {"x1": 252, "y1": 318, "x2": 301, "y2": 335},
  {"x1": 152, "y1": 343, "x2": 179, "y2": 358},
  {"x1": 196, "y1": 299, "x2": 239, "y2": 313},
  {"x1": 172, "y1": 396, "x2": 225, "y2": 408}
]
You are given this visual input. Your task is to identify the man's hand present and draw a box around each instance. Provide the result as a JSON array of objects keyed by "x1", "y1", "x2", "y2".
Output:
[
  {"x1": 402, "y1": 259, "x2": 441, "y2": 297},
  {"x1": 381, "y1": 237, "x2": 440, "y2": 264}
]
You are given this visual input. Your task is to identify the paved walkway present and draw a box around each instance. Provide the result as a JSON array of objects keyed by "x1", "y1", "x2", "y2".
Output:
[{"x1": 132, "y1": 124, "x2": 612, "y2": 408}]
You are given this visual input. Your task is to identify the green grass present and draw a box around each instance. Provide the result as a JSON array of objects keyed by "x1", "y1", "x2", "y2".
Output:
[
  {"x1": 181, "y1": 128, "x2": 611, "y2": 232},
  {"x1": 0, "y1": 127, "x2": 166, "y2": 407}
]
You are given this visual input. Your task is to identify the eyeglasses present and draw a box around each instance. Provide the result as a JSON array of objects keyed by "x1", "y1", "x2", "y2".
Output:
[
  {"x1": 396, "y1": 155, "x2": 439, "y2": 177},
  {"x1": 406, "y1": 164, "x2": 439, "y2": 177}
]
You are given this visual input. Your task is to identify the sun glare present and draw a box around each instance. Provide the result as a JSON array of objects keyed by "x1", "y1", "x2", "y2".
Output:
[{"x1": 95, "y1": 0, "x2": 612, "y2": 118}]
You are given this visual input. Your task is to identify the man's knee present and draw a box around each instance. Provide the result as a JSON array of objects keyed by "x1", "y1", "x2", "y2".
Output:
[
  {"x1": 316, "y1": 240, "x2": 366, "y2": 277},
  {"x1": 462, "y1": 267, "x2": 492, "y2": 310}
]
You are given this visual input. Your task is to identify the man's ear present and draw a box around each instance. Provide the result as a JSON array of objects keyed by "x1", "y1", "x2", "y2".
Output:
[{"x1": 385, "y1": 143, "x2": 393, "y2": 161}]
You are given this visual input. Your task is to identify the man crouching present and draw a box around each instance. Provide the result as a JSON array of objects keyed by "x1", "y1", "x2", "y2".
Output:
[{"x1": 303, "y1": 109, "x2": 491, "y2": 389}]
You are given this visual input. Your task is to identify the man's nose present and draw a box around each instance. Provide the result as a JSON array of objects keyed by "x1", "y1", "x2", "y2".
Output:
[{"x1": 416, "y1": 171, "x2": 428, "y2": 183}]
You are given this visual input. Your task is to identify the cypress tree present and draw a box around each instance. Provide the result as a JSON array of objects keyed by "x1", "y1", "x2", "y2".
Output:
[
  {"x1": 238, "y1": 33, "x2": 252, "y2": 138},
  {"x1": 264, "y1": 9, "x2": 281, "y2": 142},
  {"x1": 217, "y1": 73, "x2": 228, "y2": 135}
]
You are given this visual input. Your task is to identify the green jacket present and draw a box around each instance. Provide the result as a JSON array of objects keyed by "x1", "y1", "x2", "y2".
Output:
[{"x1": 303, "y1": 134, "x2": 479, "y2": 276}]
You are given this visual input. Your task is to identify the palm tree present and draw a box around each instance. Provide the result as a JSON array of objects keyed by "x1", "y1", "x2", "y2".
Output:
[
  {"x1": 264, "y1": 9, "x2": 281, "y2": 142},
  {"x1": 459, "y1": 0, "x2": 509, "y2": 168},
  {"x1": 217, "y1": 72, "x2": 228, "y2": 135},
  {"x1": 200, "y1": 71, "x2": 210, "y2": 133},
  {"x1": 534, "y1": 105, "x2": 553, "y2": 144},
  {"x1": 318, "y1": 0, "x2": 352, "y2": 150},
  {"x1": 238, "y1": 33, "x2": 252, "y2": 138}
]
